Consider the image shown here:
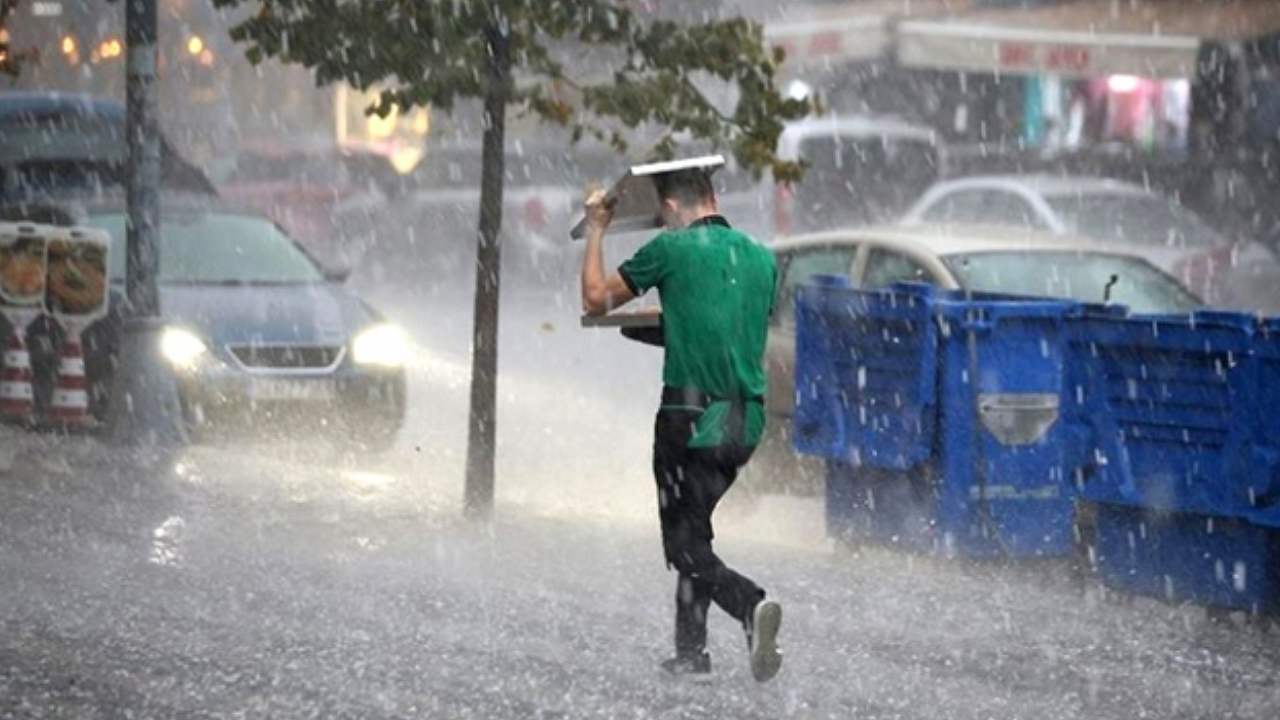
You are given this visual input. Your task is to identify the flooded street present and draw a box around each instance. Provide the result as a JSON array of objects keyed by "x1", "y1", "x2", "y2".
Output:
[
  {"x1": 2, "y1": 278, "x2": 1277, "y2": 720},
  {"x1": 3, "y1": 0, "x2": 1280, "y2": 715}
]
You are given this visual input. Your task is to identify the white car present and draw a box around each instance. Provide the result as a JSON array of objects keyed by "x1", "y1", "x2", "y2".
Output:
[
  {"x1": 715, "y1": 113, "x2": 944, "y2": 243},
  {"x1": 749, "y1": 222, "x2": 1203, "y2": 497},
  {"x1": 899, "y1": 174, "x2": 1280, "y2": 310}
]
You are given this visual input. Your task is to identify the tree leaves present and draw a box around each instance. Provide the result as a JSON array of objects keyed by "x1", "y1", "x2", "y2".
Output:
[
  {"x1": 205, "y1": 0, "x2": 814, "y2": 517},
  {"x1": 210, "y1": 0, "x2": 810, "y2": 181}
]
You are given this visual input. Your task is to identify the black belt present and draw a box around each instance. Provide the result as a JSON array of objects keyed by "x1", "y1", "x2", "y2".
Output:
[
  {"x1": 661, "y1": 386, "x2": 763, "y2": 445},
  {"x1": 661, "y1": 386, "x2": 763, "y2": 408}
]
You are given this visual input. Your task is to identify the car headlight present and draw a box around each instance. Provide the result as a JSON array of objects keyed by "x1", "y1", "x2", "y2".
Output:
[
  {"x1": 161, "y1": 327, "x2": 208, "y2": 369},
  {"x1": 353, "y1": 324, "x2": 408, "y2": 368}
]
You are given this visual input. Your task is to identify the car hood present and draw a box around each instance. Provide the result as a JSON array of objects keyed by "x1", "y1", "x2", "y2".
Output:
[{"x1": 159, "y1": 282, "x2": 375, "y2": 347}]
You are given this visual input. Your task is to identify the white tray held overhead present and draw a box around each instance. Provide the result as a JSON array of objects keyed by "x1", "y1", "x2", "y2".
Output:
[{"x1": 568, "y1": 154, "x2": 725, "y2": 241}]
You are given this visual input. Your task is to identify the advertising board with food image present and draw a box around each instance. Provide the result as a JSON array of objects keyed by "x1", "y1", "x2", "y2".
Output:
[
  {"x1": 0, "y1": 224, "x2": 48, "y2": 308},
  {"x1": 43, "y1": 227, "x2": 111, "y2": 321}
]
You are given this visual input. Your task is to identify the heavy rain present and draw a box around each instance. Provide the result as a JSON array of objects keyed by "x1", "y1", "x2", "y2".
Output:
[{"x1": 2, "y1": 0, "x2": 1280, "y2": 718}]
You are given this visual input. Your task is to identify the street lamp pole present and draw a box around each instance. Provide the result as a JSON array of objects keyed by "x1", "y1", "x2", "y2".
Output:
[{"x1": 108, "y1": 0, "x2": 186, "y2": 449}]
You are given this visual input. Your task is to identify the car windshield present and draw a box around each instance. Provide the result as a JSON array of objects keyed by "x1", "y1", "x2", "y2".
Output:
[
  {"x1": 943, "y1": 250, "x2": 1203, "y2": 314},
  {"x1": 88, "y1": 210, "x2": 327, "y2": 285},
  {"x1": 1043, "y1": 193, "x2": 1224, "y2": 249}
]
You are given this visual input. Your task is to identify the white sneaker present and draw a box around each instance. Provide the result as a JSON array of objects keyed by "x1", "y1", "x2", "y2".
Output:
[{"x1": 747, "y1": 599, "x2": 783, "y2": 682}]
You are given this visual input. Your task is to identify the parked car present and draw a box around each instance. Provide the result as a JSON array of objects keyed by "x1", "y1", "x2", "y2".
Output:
[
  {"x1": 717, "y1": 113, "x2": 944, "y2": 243},
  {"x1": 898, "y1": 174, "x2": 1280, "y2": 310},
  {"x1": 750, "y1": 222, "x2": 1204, "y2": 496},
  {"x1": 2, "y1": 193, "x2": 408, "y2": 450},
  {"x1": 216, "y1": 142, "x2": 401, "y2": 272},
  {"x1": 0, "y1": 90, "x2": 216, "y2": 201}
]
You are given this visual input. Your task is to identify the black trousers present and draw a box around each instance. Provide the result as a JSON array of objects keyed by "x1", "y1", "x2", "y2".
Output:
[{"x1": 652, "y1": 407, "x2": 765, "y2": 659}]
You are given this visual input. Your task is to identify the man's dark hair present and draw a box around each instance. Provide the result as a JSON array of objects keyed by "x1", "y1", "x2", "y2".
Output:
[{"x1": 654, "y1": 168, "x2": 715, "y2": 207}]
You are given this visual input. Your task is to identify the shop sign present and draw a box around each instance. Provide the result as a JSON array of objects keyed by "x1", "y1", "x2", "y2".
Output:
[
  {"x1": 765, "y1": 16, "x2": 889, "y2": 65},
  {"x1": 998, "y1": 42, "x2": 1091, "y2": 73},
  {"x1": 774, "y1": 32, "x2": 846, "y2": 61}
]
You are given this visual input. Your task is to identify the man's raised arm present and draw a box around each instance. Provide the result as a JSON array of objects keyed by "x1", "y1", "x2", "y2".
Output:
[{"x1": 580, "y1": 188, "x2": 636, "y2": 316}]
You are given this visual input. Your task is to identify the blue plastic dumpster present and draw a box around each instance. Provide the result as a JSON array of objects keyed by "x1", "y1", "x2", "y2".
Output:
[
  {"x1": 796, "y1": 282, "x2": 1085, "y2": 559},
  {"x1": 793, "y1": 279, "x2": 937, "y2": 470},
  {"x1": 1069, "y1": 310, "x2": 1257, "y2": 518},
  {"x1": 1250, "y1": 318, "x2": 1280, "y2": 530},
  {"x1": 1092, "y1": 503, "x2": 1280, "y2": 614},
  {"x1": 793, "y1": 280, "x2": 943, "y2": 555},
  {"x1": 1067, "y1": 309, "x2": 1280, "y2": 613}
]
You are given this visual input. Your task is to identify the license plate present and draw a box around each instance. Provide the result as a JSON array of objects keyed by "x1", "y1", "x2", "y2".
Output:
[
  {"x1": 32, "y1": 2, "x2": 63, "y2": 17},
  {"x1": 248, "y1": 378, "x2": 338, "y2": 401}
]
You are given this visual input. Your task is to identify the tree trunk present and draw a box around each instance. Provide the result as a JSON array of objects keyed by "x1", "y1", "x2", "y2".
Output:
[
  {"x1": 463, "y1": 22, "x2": 510, "y2": 518},
  {"x1": 109, "y1": 0, "x2": 186, "y2": 450}
]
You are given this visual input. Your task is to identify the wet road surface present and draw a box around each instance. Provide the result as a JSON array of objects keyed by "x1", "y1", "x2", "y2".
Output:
[{"x1": 2, "y1": 281, "x2": 1278, "y2": 719}]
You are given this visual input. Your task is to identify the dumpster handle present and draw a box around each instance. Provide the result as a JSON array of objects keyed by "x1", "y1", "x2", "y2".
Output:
[{"x1": 962, "y1": 283, "x2": 1014, "y2": 559}]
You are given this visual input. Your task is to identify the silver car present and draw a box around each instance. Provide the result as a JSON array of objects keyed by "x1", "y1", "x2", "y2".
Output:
[
  {"x1": 899, "y1": 174, "x2": 1280, "y2": 311},
  {"x1": 749, "y1": 222, "x2": 1203, "y2": 496}
]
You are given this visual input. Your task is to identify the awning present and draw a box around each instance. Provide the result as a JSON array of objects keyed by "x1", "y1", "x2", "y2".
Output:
[
  {"x1": 896, "y1": 0, "x2": 1280, "y2": 79},
  {"x1": 764, "y1": 0, "x2": 975, "y2": 69}
]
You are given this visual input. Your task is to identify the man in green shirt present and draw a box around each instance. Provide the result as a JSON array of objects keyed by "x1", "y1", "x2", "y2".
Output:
[{"x1": 581, "y1": 167, "x2": 783, "y2": 683}]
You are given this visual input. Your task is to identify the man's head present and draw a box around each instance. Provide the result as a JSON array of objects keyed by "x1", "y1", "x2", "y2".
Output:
[{"x1": 654, "y1": 168, "x2": 718, "y2": 229}]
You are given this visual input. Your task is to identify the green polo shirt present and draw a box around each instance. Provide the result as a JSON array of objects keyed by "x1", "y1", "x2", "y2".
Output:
[{"x1": 618, "y1": 216, "x2": 777, "y2": 448}]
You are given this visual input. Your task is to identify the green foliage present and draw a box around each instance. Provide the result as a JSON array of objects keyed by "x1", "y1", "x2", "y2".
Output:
[{"x1": 210, "y1": 0, "x2": 811, "y2": 182}]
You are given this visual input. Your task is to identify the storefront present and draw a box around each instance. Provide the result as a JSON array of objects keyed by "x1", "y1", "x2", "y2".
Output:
[
  {"x1": 762, "y1": 0, "x2": 976, "y2": 114},
  {"x1": 892, "y1": 0, "x2": 1280, "y2": 155},
  {"x1": 756, "y1": 0, "x2": 1280, "y2": 239}
]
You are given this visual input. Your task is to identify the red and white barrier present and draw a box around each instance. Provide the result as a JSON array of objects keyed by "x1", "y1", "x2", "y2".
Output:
[
  {"x1": 45, "y1": 328, "x2": 90, "y2": 430},
  {"x1": 2, "y1": 221, "x2": 111, "y2": 432},
  {"x1": 0, "y1": 323, "x2": 36, "y2": 424}
]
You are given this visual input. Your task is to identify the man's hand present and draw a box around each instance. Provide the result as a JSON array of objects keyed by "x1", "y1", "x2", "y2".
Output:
[{"x1": 584, "y1": 188, "x2": 615, "y2": 233}]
